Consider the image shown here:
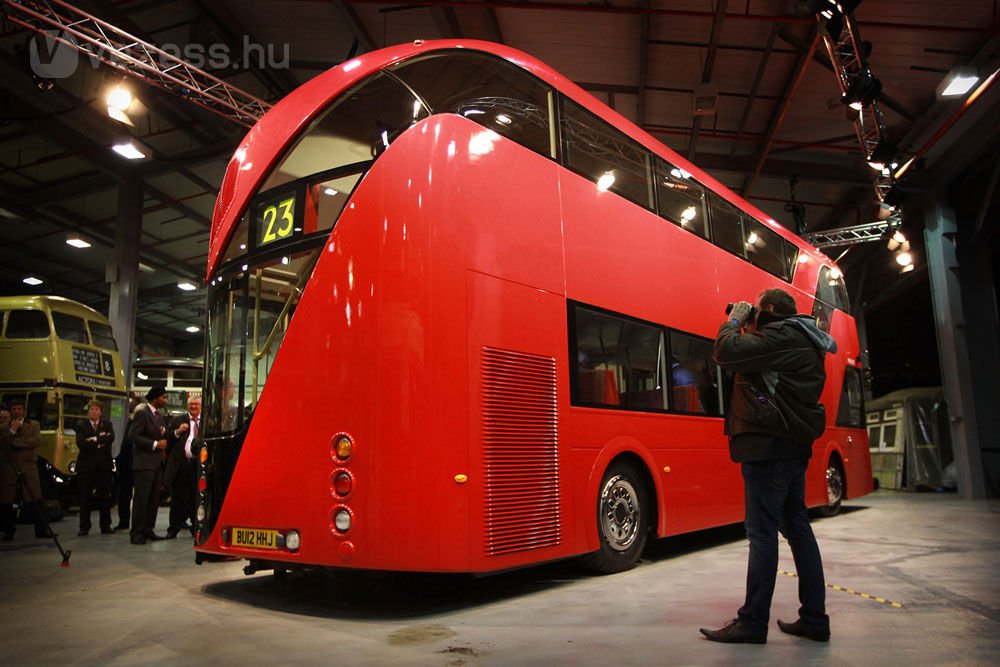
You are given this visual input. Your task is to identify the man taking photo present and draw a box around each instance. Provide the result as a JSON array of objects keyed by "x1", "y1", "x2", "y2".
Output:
[{"x1": 700, "y1": 287, "x2": 837, "y2": 645}]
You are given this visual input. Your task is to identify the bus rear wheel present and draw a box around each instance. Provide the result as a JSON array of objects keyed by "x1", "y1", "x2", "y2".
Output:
[
  {"x1": 582, "y1": 461, "x2": 650, "y2": 574},
  {"x1": 818, "y1": 458, "x2": 844, "y2": 517}
]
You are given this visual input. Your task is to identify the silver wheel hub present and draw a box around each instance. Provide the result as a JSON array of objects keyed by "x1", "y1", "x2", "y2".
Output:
[
  {"x1": 599, "y1": 475, "x2": 640, "y2": 552},
  {"x1": 826, "y1": 465, "x2": 844, "y2": 506}
]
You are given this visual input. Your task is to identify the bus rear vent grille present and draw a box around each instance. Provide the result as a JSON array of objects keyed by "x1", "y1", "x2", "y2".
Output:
[{"x1": 481, "y1": 347, "x2": 560, "y2": 557}]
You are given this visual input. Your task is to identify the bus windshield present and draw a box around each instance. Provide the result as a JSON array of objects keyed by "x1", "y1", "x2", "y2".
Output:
[{"x1": 203, "y1": 247, "x2": 320, "y2": 435}]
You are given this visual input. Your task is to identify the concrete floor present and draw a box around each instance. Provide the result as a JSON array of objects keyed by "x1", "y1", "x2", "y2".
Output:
[{"x1": 2, "y1": 489, "x2": 998, "y2": 666}]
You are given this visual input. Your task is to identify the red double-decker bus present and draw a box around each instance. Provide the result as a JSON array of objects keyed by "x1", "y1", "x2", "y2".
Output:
[{"x1": 194, "y1": 39, "x2": 873, "y2": 574}]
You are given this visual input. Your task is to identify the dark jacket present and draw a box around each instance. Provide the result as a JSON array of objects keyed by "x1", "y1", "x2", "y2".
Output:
[
  {"x1": 127, "y1": 403, "x2": 166, "y2": 471},
  {"x1": 75, "y1": 418, "x2": 115, "y2": 472},
  {"x1": 714, "y1": 313, "x2": 837, "y2": 462}
]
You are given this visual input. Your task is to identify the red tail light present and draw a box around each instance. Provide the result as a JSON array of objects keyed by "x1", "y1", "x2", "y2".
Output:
[{"x1": 333, "y1": 471, "x2": 352, "y2": 496}]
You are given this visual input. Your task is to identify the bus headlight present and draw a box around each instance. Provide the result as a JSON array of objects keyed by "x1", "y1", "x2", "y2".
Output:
[
  {"x1": 285, "y1": 530, "x2": 300, "y2": 552},
  {"x1": 197, "y1": 506, "x2": 206, "y2": 522},
  {"x1": 333, "y1": 509, "x2": 351, "y2": 532}
]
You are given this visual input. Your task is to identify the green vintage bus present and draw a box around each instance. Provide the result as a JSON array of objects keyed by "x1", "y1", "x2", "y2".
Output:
[{"x1": 0, "y1": 296, "x2": 127, "y2": 504}]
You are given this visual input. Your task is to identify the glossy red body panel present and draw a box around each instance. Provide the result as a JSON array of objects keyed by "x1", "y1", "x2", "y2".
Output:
[{"x1": 198, "y1": 41, "x2": 872, "y2": 572}]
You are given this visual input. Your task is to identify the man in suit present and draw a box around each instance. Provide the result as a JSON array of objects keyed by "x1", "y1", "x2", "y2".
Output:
[
  {"x1": 127, "y1": 386, "x2": 169, "y2": 545},
  {"x1": 114, "y1": 396, "x2": 142, "y2": 531},
  {"x1": 164, "y1": 395, "x2": 201, "y2": 539},
  {"x1": 75, "y1": 400, "x2": 115, "y2": 536},
  {"x1": 0, "y1": 398, "x2": 49, "y2": 539}
]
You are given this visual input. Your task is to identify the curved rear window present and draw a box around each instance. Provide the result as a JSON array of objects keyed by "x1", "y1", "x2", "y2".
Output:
[{"x1": 390, "y1": 51, "x2": 554, "y2": 158}]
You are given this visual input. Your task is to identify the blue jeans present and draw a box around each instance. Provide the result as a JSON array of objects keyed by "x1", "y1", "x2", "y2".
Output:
[{"x1": 738, "y1": 457, "x2": 829, "y2": 634}]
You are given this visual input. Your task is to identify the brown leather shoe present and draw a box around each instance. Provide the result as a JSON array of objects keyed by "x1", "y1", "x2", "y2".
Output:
[
  {"x1": 777, "y1": 618, "x2": 830, "y2": 642},
  {"x1": 699, "y1": 619, "x2": 767, "y2": 644}
]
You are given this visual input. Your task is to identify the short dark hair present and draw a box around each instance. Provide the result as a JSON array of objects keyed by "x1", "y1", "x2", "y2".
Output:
[
  {"x1": 758, "y1": 288, "x2": 797, "y2": 315},
  {"x1": 8, "y1": 397, "x2": 25, "y2": 408}
]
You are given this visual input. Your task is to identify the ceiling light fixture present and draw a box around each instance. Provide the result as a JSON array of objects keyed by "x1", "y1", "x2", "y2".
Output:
[
  {"x1": 66, "y1": 233, "x2": 91, "y2": 249},
  {"x1": 23, "y1": 276, "x2": 44, "y2": 286},
  {"x1": 936, "y1": 66, "x2": 979, "y2": 98},
  {"x1": 185, "y1": 325, "x2": 201, "y2": 333},
  {"x1": 112, "y1": 140, "x2": 148, "y2": 160},
  {"x1": 177, "y1": 281, "x2": 197, "y2": 291}
]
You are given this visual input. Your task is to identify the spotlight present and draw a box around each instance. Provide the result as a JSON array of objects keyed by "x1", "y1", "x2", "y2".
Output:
[
  {"x1": 106, "y1": 85, "x2": 132, "y2": 112},
  {"x1": 842, "y1": 70, "x2": 881, "y2": 110},
  {"x1": 32, "y1": 74, "x2": 55, "y2": 91},
  {"x1": 895, "y1": 251, "x2": 913, "y2": 267},
  {"x1": 887, "y1": 230, "x2": 907, "y2": 251},
  {"x1": 867, "y1": 138, "x2": 897, "y2": 171}
]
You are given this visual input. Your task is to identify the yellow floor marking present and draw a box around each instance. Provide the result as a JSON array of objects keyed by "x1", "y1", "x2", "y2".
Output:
[{"x1": 777, "y1": 569, "x2": 904, "y2": 608}]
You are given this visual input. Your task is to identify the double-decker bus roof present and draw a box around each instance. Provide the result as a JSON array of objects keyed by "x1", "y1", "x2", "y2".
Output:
[
  {"x1": 207, "y1": 39, "x2": 830, "y2": 278},
  {"x1": 0, "y1": 294, "x2": 111, "y2": 322}
]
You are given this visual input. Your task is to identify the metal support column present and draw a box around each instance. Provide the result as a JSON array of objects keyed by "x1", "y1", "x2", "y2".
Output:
[
  {"x1": 106, "y1": 177, "x2": 142, "y2": 456},
  {"x1": 923, "y1": 201, "x2": 986, "y2": 498}
]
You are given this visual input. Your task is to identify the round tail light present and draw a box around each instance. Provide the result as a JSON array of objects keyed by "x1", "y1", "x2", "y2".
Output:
[{"x1": 333, "y1": 471, "x2": 352, "y2": 496}]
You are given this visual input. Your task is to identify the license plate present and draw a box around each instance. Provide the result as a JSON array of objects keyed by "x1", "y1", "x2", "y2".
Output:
[{"x1": 231, "y1": 527, "x2": 280, "y2": 550}]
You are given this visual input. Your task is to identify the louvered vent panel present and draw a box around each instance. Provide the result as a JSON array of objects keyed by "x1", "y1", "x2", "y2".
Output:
[{"x1": 482, "y1": 347, "x2": 559, "y2": 557}]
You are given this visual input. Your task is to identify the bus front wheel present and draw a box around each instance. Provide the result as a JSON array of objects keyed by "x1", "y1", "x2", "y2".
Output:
[
  {"x1": 582, "y1": 461, "x2": 650, "y2": 574},
  {"x1": 817, "y1": 458, "x2": 844, "y2": 517}
]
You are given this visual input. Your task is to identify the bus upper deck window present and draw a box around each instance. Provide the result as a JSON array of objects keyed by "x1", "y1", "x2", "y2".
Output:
[
  {"x1": 52, "y1": 312, "x2": 89, "y2": 344},
  {"x1": 258, "y1": 74, "x2": 428, "y2": 195},
  {"x1": 88, "y1": 321, "x2": 118, "y2": 350},
  {"x1": 5, "y1": 310, "x2": 50, "y2": 339},
  {"x1": 655, "y1": 157, "x2": 708, "y2": 239},
  {"x1": 391, "y1": 51, "x2": 554, "y2": 159}
]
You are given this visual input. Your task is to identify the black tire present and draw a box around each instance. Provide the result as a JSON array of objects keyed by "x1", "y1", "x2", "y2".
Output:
[
  {"x1": 817, "y1": 458, "x2": 844, "y2": 517},
  {"x1": 581, "y1": 461, "x2": 650, "y2": 574}
]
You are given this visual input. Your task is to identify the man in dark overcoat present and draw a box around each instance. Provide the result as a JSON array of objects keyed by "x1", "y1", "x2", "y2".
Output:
[
  {"x1": 75, "y1": 399, "x2": 115, "y2": 536},
  {"x1": 127, "y1": 386, "x2": 169, "y2": 544},
  {"x1": 164, "y1": 395, "x2": 201, "y2": 538}
]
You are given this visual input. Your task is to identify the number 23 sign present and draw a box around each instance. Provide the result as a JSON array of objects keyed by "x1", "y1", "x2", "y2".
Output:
[{"x1": 256, "y1": 195, "x2": 298, "y2": 248}]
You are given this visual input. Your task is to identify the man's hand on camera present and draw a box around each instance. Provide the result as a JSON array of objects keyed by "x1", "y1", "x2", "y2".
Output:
[{"x1": 728, "y1": 301, "x2": 753, "y2": 327}]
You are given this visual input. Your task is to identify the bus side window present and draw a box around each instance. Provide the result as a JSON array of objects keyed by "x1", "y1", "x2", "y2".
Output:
[
  {"x1": 62, "y1": 394, "x2": 90, "y2": 431},
  {"x1": 783, "y1": 240, "x2": 800, "y2": 281},
  {"x1": 744, "y1": 217, "x2": 788, "y2": 281},
  {"x1": 654, "y1": 158, "x2": 709, "y2": 239},
  {"x1": 707, "y1": 193, "x2": 747, "y2": 259},
  {"x1": 570, "y1": 303, "x2": 666, "y2": 412},
  {"x1": 560, "y1": 97, "x2": 654, "y2": 212},
  {"x1": 836, "y1": 366, "x2": 864, "y2": 428},
  {"x1": 5, "y1": 310, "x2": 50, "y2": 339},
  {"x1": 668, "y1": 330, "x2": 722, "y2": 416},
  {"x1": 26, "y1": 392, "x2": 46, "y2": 425},
  {"x1": 52, "y1": 312, "x2": 89, "y2": 344}
]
